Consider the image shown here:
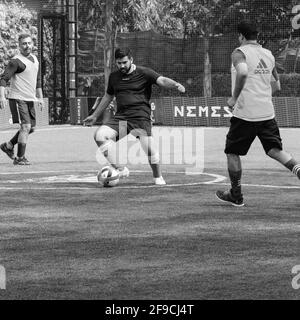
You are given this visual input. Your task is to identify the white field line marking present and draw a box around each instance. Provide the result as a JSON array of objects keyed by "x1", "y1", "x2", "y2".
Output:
[
  {"x1": 0, "y1": 169, "x2": 205, "y2": 176},
  {"x1": 0, "y1": 172, "x2": 226, "y2": 189},
  {"x1": 216, "y1": 182, "x2": 300, "y2": 189},
  {"x1": 1, "y1": 181, "x2": 300, "y2": 190},
  {"x1": 0, "y1": 125, "x2": 86, "y2": 134},
  {"x1": 0, "y1": 170, "x2": 299, "y2": 189},
  {"x1": 2, "y1": 125, "x2": 300, "y2": 133}
]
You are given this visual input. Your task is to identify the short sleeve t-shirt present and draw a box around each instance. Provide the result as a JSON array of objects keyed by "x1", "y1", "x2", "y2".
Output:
[{"x1": 107, "y1": 66, "x2": 161, "y2": 120}]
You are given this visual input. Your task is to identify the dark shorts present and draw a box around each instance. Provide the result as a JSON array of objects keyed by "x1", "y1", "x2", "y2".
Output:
[
  {"x1": 104, "y1": 115, "x2": 152, "y2": 139},
  {"x1": 9, "y1": 99, "x2": 36, "y2": 126},
  {"x1": 225, "y1": 117, "x2": 282, "y2": 155}
]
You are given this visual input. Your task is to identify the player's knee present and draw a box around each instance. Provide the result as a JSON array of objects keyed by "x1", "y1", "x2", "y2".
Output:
[
  {"x1": 226, "y1": 153, "x2": 238, "y2": 159},
  {"x1": 94, "y1": 128, "x2": 107, "y2": 145},
  {"x1": 267, "y1": 148, "x2": 280, "y2": 158},
  {"x1": 149, "y1": 152, "x2": 160, "y2": 164},
  {"x1": 20, "y1": 124, "x2": 31, "y2": 134}
]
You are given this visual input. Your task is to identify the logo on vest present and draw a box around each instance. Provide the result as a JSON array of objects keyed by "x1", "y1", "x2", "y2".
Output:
[{"x1": 255, "y1": 59, "x2": 270, "y2": 74}]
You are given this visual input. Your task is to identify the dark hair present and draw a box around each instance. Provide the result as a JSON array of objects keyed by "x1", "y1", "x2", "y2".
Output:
[
  {"x1": 115, "y1": 47, "x2": 132, "y2": 60},
  {"x1": 18, "y1": 33, "x2": 32, "y2": 42},
  {"x1": 237, "y1": 21, "x2": 258, "y2": 40}
]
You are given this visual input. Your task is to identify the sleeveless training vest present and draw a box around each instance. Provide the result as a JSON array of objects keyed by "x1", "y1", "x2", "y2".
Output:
[
  {"x1": 231, "y1": 43, "x2": 275, "y2": 121},
  {"x1": 8, "y1": 54, "x2": 39, "y2": 101}
]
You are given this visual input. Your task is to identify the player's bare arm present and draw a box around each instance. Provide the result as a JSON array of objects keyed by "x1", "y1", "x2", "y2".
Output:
[
  {"x1": 156, "y1": 76, "x2": 186, "y2": 93},
  {"x1": 36, "y1": 88, "x2": 44, "y2": 108},
  {"x1": 36, "y1": 64, "x2": 44, "y2": 108},
  {"x1": 271, "y1": 67, "x2": 281, "y2": 94},
  {"x1": 83, "y1": 93, "x2": 114, "y2": 126},
  {"x1": 227, "y1": 49, "x2": 248, "y2": 109},
  {"x1": 0, "y1": 86, "x2": 7, "y2": 109},
  {"x1": 0, "y1": 60, "x2": 18, "y2": 109}
]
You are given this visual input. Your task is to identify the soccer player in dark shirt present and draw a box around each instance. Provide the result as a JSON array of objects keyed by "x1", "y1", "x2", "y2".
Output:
[
  {"x1": 83, "y1": 47, "x2": 186, "y2": 185},
  {"x1": 0, "y1": 34, "x2": 43, "y2": 165}
]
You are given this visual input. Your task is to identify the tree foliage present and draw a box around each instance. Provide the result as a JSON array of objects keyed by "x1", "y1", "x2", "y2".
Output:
[
  {"x1": 0, "y1": 0, "x2": 38, "y2": 74},
  {"x1": 76, "y1": 0, "x2": 300, "y2": 96}
]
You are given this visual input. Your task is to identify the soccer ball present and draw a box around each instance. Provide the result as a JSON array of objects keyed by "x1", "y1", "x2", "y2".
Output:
[{"x1": 97, "y1": 166, "x2": 120, "y2": 187}]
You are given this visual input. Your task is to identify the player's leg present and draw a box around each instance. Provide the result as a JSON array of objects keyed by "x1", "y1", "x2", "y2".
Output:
[
  {"x1": 268, "y1": 148, "x2": 300, "y2": 179},
  {"x1": 216, "y1": 153, "x2": 244, "y2": 206},
  {"x1": 267, "y1": 147, "x2": 300, "y2": 180},
  {"x1": 94, "y1": 124, "x2": 129, "y2": 177},
  {"x1": 14, "y1": 101, "x2": 36, "y2": 165},
  {"x1": 1, "y1": 127, "x2": 35, "y2": 160},
  {"x1": 0, "y1": 99, "x2": 18, "y2": 159},
  {"x1": 216, "y1": 118, "x2": 256, "y2": 206},
  {"x1": 0, "y1": 135, "x2": 16, "y2": 160},
  {"x1": 1, "y1": 100, "x2": 32, "y2": 164},
  {"x1": 258, "y1": 119, "x2": 300, "y2": 179},
  {"x1": 129, "y1": 119, "x2": 166, "y2": 185},
  {"x1": 139, "y1": 135, "x2": 166, "y2": 185},
  {"x1": 14, "y1": 123, "x2": 32, "y2": 165},
  {"x1": 227, "y1": 153, "x2": 242, "y2": 197}
]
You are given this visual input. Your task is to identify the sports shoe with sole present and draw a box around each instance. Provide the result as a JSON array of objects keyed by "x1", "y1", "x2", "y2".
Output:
[
  {"x1": 13, "y1": 157, "x2": 31, "y2": 165},
  {"x1": 118, "y1": 166, "x2": 130, "y2": 178},
  {"x1": 154, "y1": 176, "x2": 166, "y2": 185},
  {"x1": 216, "y1": 190, "x2": 244, "y2": 207},
  {"x1": 0, "y1": 142, "x2": 15, "y2": 160}
]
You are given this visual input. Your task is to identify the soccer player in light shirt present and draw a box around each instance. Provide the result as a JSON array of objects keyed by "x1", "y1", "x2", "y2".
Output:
[
  {"x1": 0, "y1": 34, "x2": 43, "y2": 165},
  {"x1": 216, "y1": 21, "x2": 300, "y2": 206}
]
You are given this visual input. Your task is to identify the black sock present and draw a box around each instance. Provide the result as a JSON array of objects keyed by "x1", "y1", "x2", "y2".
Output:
[
  {"x1": 228, "y1": 169, "x2": 242, "y2": 197},
  {"x1": 10, "y1": 131, "x2": 20, "y2": 147},
  {"x1": 284, "y1": 159, "x2": 300, "y2": 179},
  {"x1": 17, "y1": 143, "x2": 26, "y2": 158}
]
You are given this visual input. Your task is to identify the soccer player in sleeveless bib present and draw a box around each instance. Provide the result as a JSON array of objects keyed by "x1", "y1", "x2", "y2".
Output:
[
  {"x1": 216, "y1": 22, "x2": 300, "y2": 206},
  {"x1": 83, "y1": 47, "x2": 186, "y2": 185},
  {"x1": 0, "y1": 34, "x2": 43, "y2": 165}
]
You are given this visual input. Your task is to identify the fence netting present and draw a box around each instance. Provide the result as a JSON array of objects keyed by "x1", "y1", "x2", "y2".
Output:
[{"x1": 1, "y1": 0, "x2": 300, "y2": 99}]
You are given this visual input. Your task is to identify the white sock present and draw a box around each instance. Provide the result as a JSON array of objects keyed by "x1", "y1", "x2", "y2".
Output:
[{"x1": 99, "y1": 140, "x2": 119, "y2": 169}]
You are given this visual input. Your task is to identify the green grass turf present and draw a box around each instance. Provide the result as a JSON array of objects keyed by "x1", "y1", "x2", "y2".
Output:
[{"x1": 0, "y1": 126, "x2": 299, "y2": 299}]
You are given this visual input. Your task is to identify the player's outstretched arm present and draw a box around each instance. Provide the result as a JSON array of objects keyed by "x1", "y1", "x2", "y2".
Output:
[
  {"x1": 156, "y1": 76, "x2": 186, "y2": 93},
  {"x1": 83, "y1": 93, "x2": 114, "y2": 126}
]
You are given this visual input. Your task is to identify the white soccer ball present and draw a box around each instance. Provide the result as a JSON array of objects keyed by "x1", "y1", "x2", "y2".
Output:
[{"x1": 97, "y1": 166, "x2": 120, "y2": 187}]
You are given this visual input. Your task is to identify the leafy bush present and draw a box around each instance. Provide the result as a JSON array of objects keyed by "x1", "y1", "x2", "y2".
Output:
[
  {"x1": 0, "y1": 1, "x2": 38, "y2": 75},
  {"x1": 274, "y1": 73, "x2": 300, "y2": 97},
  {"x1": 212, "y1": 73, "x2": 231, "y2": 96},
  {"x1": 151, "y1": 72, "x2": 300, "y2": 97}
]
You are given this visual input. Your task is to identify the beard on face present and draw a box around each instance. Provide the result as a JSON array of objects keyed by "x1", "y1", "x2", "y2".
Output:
[
  {"x1": 21, "y1": 47, "x2": 32, "y2": 56},
  {"x1": 119, "y1": 62, "x2": 131, "y2": 74}
]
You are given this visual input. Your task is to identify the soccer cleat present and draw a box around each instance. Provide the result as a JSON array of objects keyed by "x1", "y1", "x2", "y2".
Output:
[
  {"x1": 0, "y1": 142, "x2": 15, "y2": 160},
  {"x1": 154, "y1": 176, "x2": 166, "y2": 185},
  {"x1": 13, "y1": 157, "x2": 31, "y2": 166},
  {"x1": 215, "y1": 190, "x2": 244, "y2": 207},
  {"x1": 117, "y1": 166, "x2": 130, "y2": 178}
]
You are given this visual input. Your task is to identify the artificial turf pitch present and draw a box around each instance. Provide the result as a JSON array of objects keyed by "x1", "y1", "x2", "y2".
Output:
[{"x1": 0, "y1": 126, "x2": 299, "y2": 299}]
